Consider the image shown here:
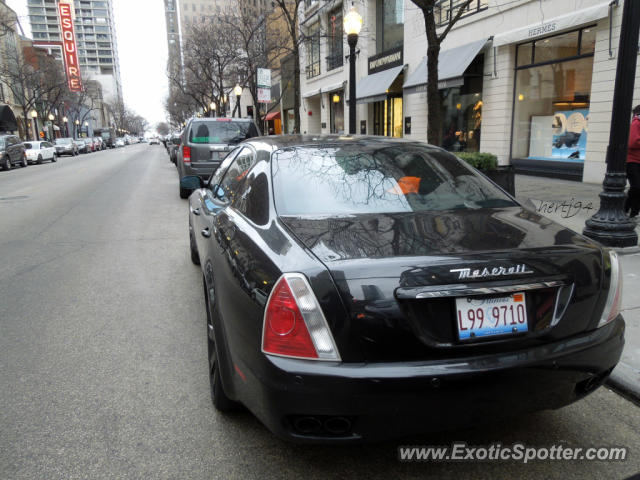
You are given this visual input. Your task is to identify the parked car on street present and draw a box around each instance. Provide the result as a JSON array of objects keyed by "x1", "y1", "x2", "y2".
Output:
[
  {"x1": 55, "y1": 137, "x2": 78, "y2": 156},
  {"x1": 24, "y1": 141, "x2": 57, "y2": 164},
  {"x1": 74, "y1": 139, "x2": 88, "y2": 154},
  {"x1": 149, "y1": 137, "x2": 159, "y2": 145},
  {"x1": 168, "y1": 132, "x2": 181, "y2": 164},
  {"x1": 0, "y1": 134, "x2": 27, "y2": 170},
  {"x1": 93, "y1": 137, "x2": 105, "y2": 150},
  {"x1": 182, "y1": 135, "x2": 624, "y2": 443},
  {"x1": 177, "y1": 117, "x2": 260, "y2": 198},
  {"x1": 114, "y1": 138, "x2": 125, "y2": 147}
]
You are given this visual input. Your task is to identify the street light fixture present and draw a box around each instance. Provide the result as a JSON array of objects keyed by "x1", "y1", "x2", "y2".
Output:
[
  {"x1": 344, "y1": 5, "x2": 362, "y2": 135},
  {"x1": 234, "y1": 84, "x2": 243, "y2": 118},
  {"x1": 30, "y1": 110, "x2": 39, "y2": 140},
  {"x1": 63, "y1": 116, "x2": 68, "y2": 137},
  {"x1": 210, "y1": 101, "x2": 216, "y2": 118},
  {"x1": 75, "y1": 119, "x2": 80, "y2": 139}
]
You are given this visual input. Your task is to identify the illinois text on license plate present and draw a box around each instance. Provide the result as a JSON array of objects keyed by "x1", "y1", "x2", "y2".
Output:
[{"x1": 455, "y1": 293, "x2": 528, "y2": 340}]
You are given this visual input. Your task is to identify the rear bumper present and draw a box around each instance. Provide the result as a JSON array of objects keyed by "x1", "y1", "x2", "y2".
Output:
[
  {"x1": 239, "y1": 316, "x2": 625, "y2": 443},
  {"x1": 182, "y1": 162, "x2": 221, "y2": 181}
]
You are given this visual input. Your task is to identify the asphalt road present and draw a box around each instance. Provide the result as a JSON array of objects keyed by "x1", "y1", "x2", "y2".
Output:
[{"x1": 1, "y1": 144, "x2": 639, "y2": 480}]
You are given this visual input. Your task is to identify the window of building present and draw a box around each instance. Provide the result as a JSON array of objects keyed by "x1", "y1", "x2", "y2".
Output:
[
  {"x1": 435, "y1": 0, "x2": 488, "y2": 27},
  {"x1": 376, "y1": 0, "x2": 404, "y2": 53},
  {"x1": 511, "y1": 26, "x2": 595, "y2": 164},
  {"x1": 440, "y1": 55, "x2": 484, "y2": 153},
  {"x1": 306, "y1": 22, "x2": 320, "y2": 79},
  {"x1": 327, "y1": 8, "x2": 343, "y2": 71}
]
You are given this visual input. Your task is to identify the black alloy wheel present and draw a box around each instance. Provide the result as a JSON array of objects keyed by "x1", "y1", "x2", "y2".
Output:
[
  {"x1": 203, "y1": 278, "x2": 237, "y2": 412},
  {"x1": 37, "y1": 155, "x2": 43, "y2": 164},
  {"x1": 21, "y1": 154, "x2": 28, "y2": 168},
  {"x1": 2, "y1": 156, "x2": 10, "y2": 171}
]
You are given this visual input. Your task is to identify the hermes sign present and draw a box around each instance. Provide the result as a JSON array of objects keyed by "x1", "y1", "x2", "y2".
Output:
[{"x1": 58, "y1": 1, "x2": 83, "y2": 92}]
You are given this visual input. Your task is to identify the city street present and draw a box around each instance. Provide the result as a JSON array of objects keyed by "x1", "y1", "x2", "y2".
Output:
[{"x1": 0, "y1": 144, "x2": 639, "y2": 479}]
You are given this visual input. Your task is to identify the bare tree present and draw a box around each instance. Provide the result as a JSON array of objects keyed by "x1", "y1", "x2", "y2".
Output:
[
  {"x1": 271, "y1": 0, "x2": 303, "y2": 132},
  {"x1": 0, "y1": 43, "x2": 68, "y2": 139},
  {"x1": 408, "y1": 0, "x2": 476, "y2": 145}
]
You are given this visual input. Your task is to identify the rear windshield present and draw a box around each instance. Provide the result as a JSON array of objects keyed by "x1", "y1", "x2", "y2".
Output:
[
  {"x1": 188, "y1": 121, "x2": 258, "y2": 145},
  {"x1": 23, "y1": 143, "x2": 33, "y2": 149},
  {"x1": 272, "y1": 145, "x2": 516, "y2": 216},
  {"x1": 56, "y1": 138, "x2": 72, "y2": 145}
]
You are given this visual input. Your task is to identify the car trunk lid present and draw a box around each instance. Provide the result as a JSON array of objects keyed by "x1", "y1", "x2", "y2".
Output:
[{"x1": 279, "y1": 208, "x2": 604, "y2": 362}]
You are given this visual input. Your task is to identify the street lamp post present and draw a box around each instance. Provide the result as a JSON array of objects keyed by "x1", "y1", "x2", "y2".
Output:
[
  {"x1": 210, "y1": 101, "x2": 216, "y2": 118},
  {"x1": 74, "y1": 119, "x2": 80, "y2": 139},
  {"x1": 234, "y1": 85, "x2": 243, "y2": 119},
  {"x1": 583, "y1": 0, "x2": 640, "y2": 247},
  {"x1": 30, "y1": 110, "x2": 38, "y2": 141},
  {"x1": 344, "y1": 6, "x2": 362, "y2": 135},
  {"x1": 48, "y1": 113, "x2": 55, "y2": 140},
  {"x1": 62, "y1": 116, "x2": 68, "y2": 137}
]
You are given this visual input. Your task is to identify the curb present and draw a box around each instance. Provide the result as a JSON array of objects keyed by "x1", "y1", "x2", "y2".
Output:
[
  {"x1": 614, "y1": 246, "x2": 640, "y2": 255},
  {"x1": 606, "y1": 362, "x2": 640, "y2": 404}
]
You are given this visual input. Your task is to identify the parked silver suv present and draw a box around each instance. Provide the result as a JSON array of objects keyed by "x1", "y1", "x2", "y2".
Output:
[{"x1": 176, "y1": 117, "x2": 260, "y2": 198}]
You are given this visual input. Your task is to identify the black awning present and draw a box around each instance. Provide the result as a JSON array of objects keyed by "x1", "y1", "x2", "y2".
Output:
[{"x1": 0, "y1": 104, "x2": 18, "y2": 132}]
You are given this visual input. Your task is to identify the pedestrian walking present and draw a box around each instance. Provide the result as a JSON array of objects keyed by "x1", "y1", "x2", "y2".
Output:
[{"x1": 625, "y1": 104, "x2": 640, "y2": 219}]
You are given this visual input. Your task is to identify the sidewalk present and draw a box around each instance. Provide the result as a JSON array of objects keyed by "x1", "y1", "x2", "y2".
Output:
[{"x1": 515, "y1": 174, "x2": 639, "y2": 402}]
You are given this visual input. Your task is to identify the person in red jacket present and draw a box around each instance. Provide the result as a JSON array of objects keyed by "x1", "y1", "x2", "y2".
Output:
[{"x1": 625, "y1": 105, "x2": 640, "y2": 219}]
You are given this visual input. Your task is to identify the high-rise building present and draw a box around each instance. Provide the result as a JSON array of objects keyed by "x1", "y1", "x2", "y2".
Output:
[{"x1": 27, "y1": 0, "x2": 122, "y2": 105}]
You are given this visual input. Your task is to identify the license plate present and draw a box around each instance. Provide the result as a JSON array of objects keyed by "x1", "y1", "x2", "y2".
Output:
[{"x1": 455, "y1": 293, "x2": 528, "y2": 340}]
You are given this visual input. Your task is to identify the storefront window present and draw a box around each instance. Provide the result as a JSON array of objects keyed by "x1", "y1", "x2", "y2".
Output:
[
  {"x1": 330, "y1": 91, "x2": 344, "y2": 133},
  {"x1": 373, "y1": 97, "x2": 403, "y2": 137},
  {"x1": 441, "y1": 55, "x2": 483, "y2": 152},
  {"x1": 376, "y1": 0, "x2": 404, "y2": 53},
  {"x1": 512, "y1": 27, "x2": 595, "y2": 163}
]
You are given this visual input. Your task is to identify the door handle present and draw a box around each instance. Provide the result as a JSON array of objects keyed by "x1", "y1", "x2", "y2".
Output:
[
  {"x1": 201, "y1": 227, "x2": 211, "y2": 238},
  {"x1": 190, "y1": 206, "x2": 200, "y2": 216}
]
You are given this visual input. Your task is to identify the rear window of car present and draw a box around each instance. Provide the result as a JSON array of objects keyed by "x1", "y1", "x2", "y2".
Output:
[
  {"x1": 56, "y1": 138, "x2": 72, "y2": 144},
  {"x1": 272, "y1": 145, "x2": 517, "y2": 216},
  {"x1": 24, "y1": 143, "x2": 33, "y2": 149},
  {"x1": 188, "y1": 121, "x2": 259, "y2": 145}
]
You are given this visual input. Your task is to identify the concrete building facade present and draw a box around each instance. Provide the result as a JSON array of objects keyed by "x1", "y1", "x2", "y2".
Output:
[{"x1": 298, "y1": 0, "x2": 640, "y2": 184}]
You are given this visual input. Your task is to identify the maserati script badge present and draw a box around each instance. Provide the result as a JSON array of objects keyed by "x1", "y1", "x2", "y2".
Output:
[{"x1": 450, "y1": 264, "x2": 534, "y2": 280}]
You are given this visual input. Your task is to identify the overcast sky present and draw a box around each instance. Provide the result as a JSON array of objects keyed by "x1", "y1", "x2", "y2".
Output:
[{"x1": 6, "y1": 0, "x2": 169, "y2": 127}]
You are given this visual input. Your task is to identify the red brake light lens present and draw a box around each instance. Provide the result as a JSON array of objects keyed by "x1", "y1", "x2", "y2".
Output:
[
  {"x1": 182, "y1": 145, "x2": 191, "y2": 163},
  {"x1": 262, "y1": 277, "x2": 318, "y2": 359}
]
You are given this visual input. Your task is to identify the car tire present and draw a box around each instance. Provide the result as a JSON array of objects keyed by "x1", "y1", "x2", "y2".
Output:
[
  {"x1": 2, "y1": 155, "x2": 10, "y2": 171},
  {"x1": 21, "y1": 154, "x2": 28, "y2": 168},
  {"x1": 51, "y1": 153, "x2": 57, "y2": 163},
  {"x1": 179, "y1": 186, "x2": 190, "y2": 199},
  {"x1": 37, "y1": 155, "x2": 43, "y2": 165},
  {"x1": 190, "y1": 231, "x2": 200, "y2": 265},
  {"x1": 204, "y1": 279, "x2": 238, "y2": 413}
]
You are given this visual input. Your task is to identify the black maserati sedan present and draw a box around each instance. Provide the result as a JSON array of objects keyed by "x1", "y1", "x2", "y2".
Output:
[{"x1": 182, "y1": 135, "x2": 624, "y2": 443}]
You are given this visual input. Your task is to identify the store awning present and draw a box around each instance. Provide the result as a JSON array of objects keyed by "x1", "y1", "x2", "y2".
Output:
[
  {"x1": 302, "y1": 88, "x2": 321, "y2": 98},
  {"x1": 321, "y1": 81, "x2": 345, "y2": 93},
  {"x1": 403, "y1": 38, "x2": 488, "y2": 94},
  {"x1": 0, "y1": 104, "x2": 18, "y2": 132},
  {"x1": 265, "y1": 111, "x2": 281, "y2": 121},
  {"x1": 355, "y1": 65, "x2": 404, "y2": 104},
  {"x1": 493, "y1": 1, "x2": 613, "y2": 47}
]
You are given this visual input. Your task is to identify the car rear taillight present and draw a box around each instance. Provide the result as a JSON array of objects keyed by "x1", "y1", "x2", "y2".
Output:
[
  {"x1": 598, "y1": 250, "x2": 622, "y2": 327},
  {"x1": 262, "y1": 273, "x2": 340, "y2": 361},
  {"x1": 182, "y1": 145, "x2": 191, "y2": 163}
]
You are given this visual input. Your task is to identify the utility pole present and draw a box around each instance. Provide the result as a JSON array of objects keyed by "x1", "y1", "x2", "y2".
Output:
[{"x1": 583, "y1": 0, "x2": 640, "y2": 247}]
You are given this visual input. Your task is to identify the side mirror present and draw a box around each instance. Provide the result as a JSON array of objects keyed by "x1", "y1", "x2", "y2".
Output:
[
  {"x1": 211, "y1": 184, "x2": 226, "y2": 200},
  {"x1": 180, "y1": 175, "x2": 203, "y2": 191}
]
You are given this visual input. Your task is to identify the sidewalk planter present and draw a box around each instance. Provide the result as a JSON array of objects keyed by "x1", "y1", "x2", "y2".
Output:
[{"x1": 457, "y1": 152, "x2": 515, "y2": 196}]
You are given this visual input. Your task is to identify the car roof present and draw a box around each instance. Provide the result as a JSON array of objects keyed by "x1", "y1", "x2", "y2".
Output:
[{"x1": 243, "y1": 134, "x2": 440, "y2": 152}]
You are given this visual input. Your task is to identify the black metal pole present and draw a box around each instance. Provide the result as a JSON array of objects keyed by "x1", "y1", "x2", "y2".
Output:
[
  {"x1": 348, "y1": 33, "x2": 358, "y2": 135},
  {"x1": 237, "y1": 95, "x2": 241, "y2": 118},
  {"x1": 583, "y1": 0, "x2": 640, "y2": 247}
]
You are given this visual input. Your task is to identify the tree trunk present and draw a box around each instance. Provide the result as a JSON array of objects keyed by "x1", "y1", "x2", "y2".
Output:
[
  {"x1": 424, "y1": 10, "x2": 442, "y2": 146},
  {"x1": 293, "y1": 41, "x2": 301, "y2": 133}
]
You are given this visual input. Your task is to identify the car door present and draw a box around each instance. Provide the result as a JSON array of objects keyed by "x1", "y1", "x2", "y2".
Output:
[
  {"x1": 8, "y1": 136, "x2": 20, "y2": 163},
  {"x1": 45, "y1": 142, "x2": 54, "y2": 159}
]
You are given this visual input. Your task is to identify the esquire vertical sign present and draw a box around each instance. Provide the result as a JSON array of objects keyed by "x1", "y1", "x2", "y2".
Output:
[{"x1": 58, "y1": 1, "x2": 83, "y2": 92}]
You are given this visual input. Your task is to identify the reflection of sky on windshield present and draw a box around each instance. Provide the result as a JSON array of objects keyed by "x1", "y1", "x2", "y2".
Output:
[{"x1": 273, "y1": 147, "x2": 412, "y2": 215}]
